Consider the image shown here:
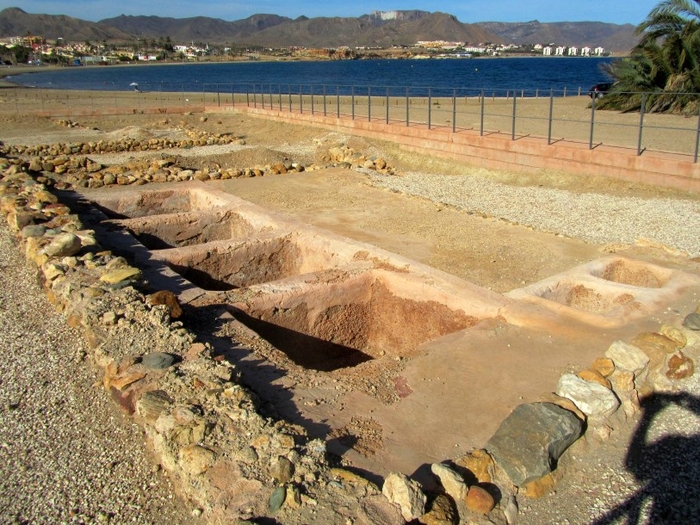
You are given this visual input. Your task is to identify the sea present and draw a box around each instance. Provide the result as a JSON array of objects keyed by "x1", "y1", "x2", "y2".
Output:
[{"x1": 7, "y1": 56, "x2": 614, "y2": 97}]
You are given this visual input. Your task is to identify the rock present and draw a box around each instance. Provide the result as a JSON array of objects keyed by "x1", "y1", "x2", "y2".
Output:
[
  {"x1": 284, "y1": 484, "x2": 301, "y2": 509},
  {"x1": 659, "y1": 324, "x2": 687, "y2": 348},
  {"x1": 465, "y1": 485, "x2": 495, "y2": 514},
  {"x1": 521, "y1": 473, "x2": 556, "y2": 498},
  {"x1": 136, "y1": 390, "x2": 173, "y2": 424},
  {"x1": 577, "y1": 369, "x2": 612, "y2": 390},
  {"x1": 610, "y1": 370, "x2": 635, "y2": 393},
  {"x1": 592, "y1": 357, "x2": 615, "y2": 377},
  {"x1": 179, "y1": 445, "x2": 217, "y2": 475},
  {"x1": 666, "y1": 351, "x2": 695, "y2": 380},
  {"x1": 99, "y1": 267, "x2": 142, "y2": 284},
  {"x1": 269, "y1": 456, "x2": 295, "y2": 483},
  {"x1": 537, "y1": 392, "x2": 586, "y2": 423},
  {"x1": 142, "y1": 352, "x2": 176, "y2": 370},
  {"x1": 269, "y1": 486, "x2": 286, "y2": 513},
  {"x1": 148, "y1": 290, "x2": 183, "y2": 319},
  {"x1": 43, "y1": 232, "x2": 82, "y2": 257},
  {"x1": 556, "y1": 373, "x2": 620, "y2": 418},
  {"x1": 382, "y1": 472, "x2": 427, "y2": 521},
  {"x1": 632, "y1": 332, "x2": 683, "y2": 365},
  {"x1": 20, "y1": 224, "x2": 47, "y2": 239},
  {"x1": 683, "y1": 312, "x2": 700, "y2": 330},
  {"x1": 486, "y1": 402, "x2": 583, "y2": 486},
  {"x1": 419, "y1": 494, "x2": 458, "y2": 525},
  {"x1": 605, "y1": 340, "x2": 650, "y2": 375},
  {"x1": 454, "y1": 448, "x2": 494, "y2": 484},
  {"x1": 430, "y1": 463, "x2": 467, "y2": 501},
  {"x1": 503, "y1": 496, "x2": 519, "y2": 525}
]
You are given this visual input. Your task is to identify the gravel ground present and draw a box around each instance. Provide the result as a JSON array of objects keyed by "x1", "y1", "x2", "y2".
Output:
[
  {"x1": 0, "y1": 223, "x2": 198, "y2": 525},
  {"x1": 366, "y1": 171, "x2": 700, "y2": 257}
]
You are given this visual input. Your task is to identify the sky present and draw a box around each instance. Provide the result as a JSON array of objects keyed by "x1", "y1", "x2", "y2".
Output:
[{"x1": 0, "y1": 1, "x2": 661, "y2": 25}]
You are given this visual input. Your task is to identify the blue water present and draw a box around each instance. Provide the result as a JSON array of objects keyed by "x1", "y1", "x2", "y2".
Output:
[{"x1": 7, "y1": 57, "x2": 614, "y2": 97}]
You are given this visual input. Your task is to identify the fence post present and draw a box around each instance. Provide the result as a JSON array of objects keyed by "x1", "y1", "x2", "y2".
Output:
[
  {"x1": 337, "y1": 87, "x2": 340, "y2": 118},
  {"x1": 351, "y1": 86, "x2": 355, "y2": 120},
  {"x1": 288, "y1": 84, "x2": 292, "y2": 112},
  {"x1": 428, "y1": 87, "x2": 432, "y2": 129},
  {"x1": 405, "y1": 87, "x2": 410, "y2": 127},
  {"x1": 547, "y1": 88, "x2": 554, "y2": 145},
  {"x1": 386, "y1": 86, "x2": 390, "y2": 124},
  {"x1": 511, "y1": 91, "x2": 517, "y2": 139},
  {"x1": 217, "y1": 84, "x2": 220, "y2": 107},
  {"x1": 695, "y1": 108, "x2": 700, "y2": 163},
  {"x1": 368, "y1": 86, "x2": 372, "y2": 122},
  {"x1": 452, "y1": 88, "x2": 457, "y2": 133},
  {"x1": 278, "y1": 84, "x2": 282, "y2": 111},
  {"x1": 311, "y1": 85, "x2": 315, "y2": 115},
  {"x1": 299, "y1": 86, "x2": 303, "y2": 114},
  {"x1": 269, "y1": 83, "x2": 274, "y2": 109},
  {"x1": 323, "y1": 85, "x2": 327, "y2": 116},
  {"x1": 637, "y1": 93, "x2": 646, "y2": 156},
  {"x1": 480, "y1": 89, "x2": 485, "y2": 136},
  {"x1": 589, "y1": 92, "x2": 597, "y2": 149}
]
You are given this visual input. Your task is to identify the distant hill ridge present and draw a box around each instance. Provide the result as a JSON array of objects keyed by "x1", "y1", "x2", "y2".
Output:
[{"x1": 0, "y1": 7, "x2": 639, "y2": 52}]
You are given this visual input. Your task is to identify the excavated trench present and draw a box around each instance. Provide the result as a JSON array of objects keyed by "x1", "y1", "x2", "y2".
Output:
[{"x1": 75, "y1": 183, "x2": 700, "y2": 476}]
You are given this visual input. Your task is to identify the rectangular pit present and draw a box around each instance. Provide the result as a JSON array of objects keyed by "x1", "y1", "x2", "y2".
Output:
[
  {"x1": 589, "y1": 258, "x2": 672, "y2": 288},
  {"x1": 152, "y1": 232, "x2": 358, "y2": 291},
  {"x1": 92, "y1": 188, "x2": 230, "y2": 218},
  {"x1": 534, "y1": 279, "x2": 642, "y2": 315},
  {"x1": 232, "y1": 269, "x2": 482, "y2": 371},
  {"x1": 105, "y1": 210, "x2": 266, "y2": 249}
]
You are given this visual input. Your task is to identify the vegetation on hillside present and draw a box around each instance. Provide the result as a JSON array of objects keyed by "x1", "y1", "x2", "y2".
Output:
[{"x1": 599, "y1": 0, "x2": 700, "y2": 114}]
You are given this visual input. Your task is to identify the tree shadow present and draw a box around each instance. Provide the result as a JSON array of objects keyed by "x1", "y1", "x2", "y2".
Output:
[{"x1": 592, "y1": 392, "x2": 700, "y2": 524}]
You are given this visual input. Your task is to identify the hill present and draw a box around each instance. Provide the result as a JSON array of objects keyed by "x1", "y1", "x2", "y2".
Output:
[
  {"x1": 0, "y1": 8, "x2": 637, "y2": 52},
  {"x1": 481, "y1": 20, "x2": 639, "y2": 51},
  {"x1": 97, "y1": 11, "x2": 501, "y2": 48},
  {"x1": 0, "y1": 7, "x2": 133, "y2": 42}
]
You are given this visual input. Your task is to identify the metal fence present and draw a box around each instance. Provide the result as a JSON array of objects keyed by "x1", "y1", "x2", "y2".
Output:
[{"x1": 3, "y1": 82, "x2": 699, "y2": 162}]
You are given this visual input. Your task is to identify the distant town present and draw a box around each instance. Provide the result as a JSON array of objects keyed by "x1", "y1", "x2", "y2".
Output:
[{"x1": 0, "y1": 33, "x2": 611, "y2": 67}]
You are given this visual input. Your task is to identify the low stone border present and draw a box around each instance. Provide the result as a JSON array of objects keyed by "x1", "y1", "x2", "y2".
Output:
[{"x1": 1, "y1": 136, "x2": 698, "y2": 525}]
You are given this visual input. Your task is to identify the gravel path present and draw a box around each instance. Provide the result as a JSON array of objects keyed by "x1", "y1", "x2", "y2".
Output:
[
  {"x1": 367, "y1": 171, "x2": 700, "y2": 257},
  {"x1": 0, "y1": 223, "x2": 198, "y2": 525}
]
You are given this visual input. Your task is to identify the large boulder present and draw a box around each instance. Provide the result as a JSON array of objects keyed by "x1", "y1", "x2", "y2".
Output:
[{"x1": 486, "y1": 402, "x2": 583, "y2": 486}]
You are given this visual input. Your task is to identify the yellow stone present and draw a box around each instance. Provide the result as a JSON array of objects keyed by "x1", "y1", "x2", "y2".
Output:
[
  {"x1": 522, "y1": 473, "x2": 556, "y2": 499},
  {"x1": 99, "y1": 267, "x2": 141, "y2": 284}
]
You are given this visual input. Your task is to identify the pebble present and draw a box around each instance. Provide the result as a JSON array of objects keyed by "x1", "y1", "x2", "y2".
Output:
[{"x1": 142, "y1": 351, "x2": 176, "y2": 370}]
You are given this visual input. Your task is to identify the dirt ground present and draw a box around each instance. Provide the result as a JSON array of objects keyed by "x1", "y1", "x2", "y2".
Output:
[{"x1": 2, "y1": 93, "x2": 700, "y2": 524}]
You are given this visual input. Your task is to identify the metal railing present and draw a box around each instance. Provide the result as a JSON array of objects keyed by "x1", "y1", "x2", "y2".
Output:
[{"x1": 2, "y1": 82, "x2": 699, "y2": 162}]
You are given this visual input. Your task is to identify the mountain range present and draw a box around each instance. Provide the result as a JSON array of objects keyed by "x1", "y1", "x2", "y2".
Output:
[{"x1": 0, "y1": 7, "x2": 639, "y2": 52}]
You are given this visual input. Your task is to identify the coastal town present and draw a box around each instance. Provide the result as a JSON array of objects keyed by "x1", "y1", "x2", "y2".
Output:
[{"x1": 1, "y1": 33, "x2": 611, "y2": 66}]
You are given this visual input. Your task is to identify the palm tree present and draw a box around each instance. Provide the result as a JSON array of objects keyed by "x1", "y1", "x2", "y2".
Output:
[{"x1": 599, "y1": 0, "x2": 700, "y2": 114}]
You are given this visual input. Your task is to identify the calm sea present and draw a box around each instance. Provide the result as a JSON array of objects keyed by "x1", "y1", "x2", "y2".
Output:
[{"x1": 7, "y1": 56, "x2": 614, "y2": 96}]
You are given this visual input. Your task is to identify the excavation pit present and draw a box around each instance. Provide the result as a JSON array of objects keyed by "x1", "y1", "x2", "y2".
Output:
[
  {"x1": 591, "y1": 258, "x2": 671, "y2": 288},
  {"x1": 105, "y1": 209, "x2": 262, "y2": 249},
  {"x1": 536, "y1": 280, "x2": 642, "y2": 315},
  {"x1": 231, "y1": 269, "x2": 483, "y2": 371},
  {"x1": 152, "y1": 232, "x2": 360, "y2": 291},
  {"x1": 91, "y1": 187, "x2": 230, "y2": 218}
]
